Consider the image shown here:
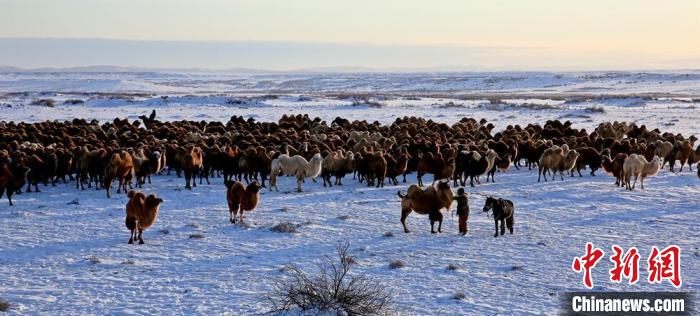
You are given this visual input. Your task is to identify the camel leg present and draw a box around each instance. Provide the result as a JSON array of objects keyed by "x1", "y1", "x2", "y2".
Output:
[
  {"x1": 500, "y1": 220, "x2": 506, "y2": 235},
  {"x1": 1, "y1": 187, "x2": 10, "y2": 206},
  {"x1": 640, "y1": 176, "x2": 645, "y2": 190},
  {"x1": 239, "y1": 210, "x2": 244, "y2": 223},
  {"x1": 128, "y1": 229, "x2": 135, "y2": 244},
  {"x1": 430, "y1": 220, "x2": 436, "y2": 234},
  {"x1": 296, "y1": 175, "x2": 303, "y2": 192},
  {"x1": 400, "y1": 208, "x2": 412, "y2": 233},
  {"x1": 260, "y1": 174, "x2": 267, "y2": 188},
  {"x1": 138, "y1": 228, "x2": 145, "y2": 244}
]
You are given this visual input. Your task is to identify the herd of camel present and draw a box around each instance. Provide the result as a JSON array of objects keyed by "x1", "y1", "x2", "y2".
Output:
[{"x1": 1, "y1": 112, "x2": 699, "y2": 241}]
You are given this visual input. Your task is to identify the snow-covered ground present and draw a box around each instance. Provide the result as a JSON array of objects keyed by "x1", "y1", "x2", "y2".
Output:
[
  {"x1": 1, "y1": 70, "x2": 699, "y2": 94},
  {"x1": 0, "y1": 72, "x2": 699, "y2": 314}
]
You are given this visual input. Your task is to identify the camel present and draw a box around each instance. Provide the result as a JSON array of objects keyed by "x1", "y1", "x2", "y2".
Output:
[
  {"x1": 226, "y1": 180, "x2": 261, "y2": 223},
  {"x1": 125, "y1": 190, "x2": 163, "y2": 244},
  {"x1": 398, "y1": 181, "x2": 454, "y2": 234},
  {"x1": 104, "y1": 150, "x2": 134, "y2": 198},
  {"x1": 269, "y1": 153, "x2": 323, "y2": 192},
  {"x1": 622, "y1": 154, "x2": 661, "y2": 190}
]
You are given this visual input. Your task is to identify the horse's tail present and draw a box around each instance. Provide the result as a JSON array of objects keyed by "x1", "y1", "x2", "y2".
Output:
[{"x1": 503, "y1": 199, "x2": 515, "y2": 219}]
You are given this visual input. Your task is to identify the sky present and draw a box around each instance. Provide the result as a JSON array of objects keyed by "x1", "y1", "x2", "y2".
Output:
[{"x1": 0, "y1": 0, "x2": 698, "y2": 71}]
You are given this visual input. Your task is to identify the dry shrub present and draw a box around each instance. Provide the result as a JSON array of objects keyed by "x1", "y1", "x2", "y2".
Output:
[
  {"x1": 268, "y1": 242, "x2": 393, "y2": 315},
  {"x1": 0, "y1": 298, "x2": 10, "y2": 312},
  {"x1": 270, "y1": 222, "x2": 299, "y2": 233},
  {"x1": 189, "y1": 233, "x2": 205, "y2": 239},
  {"x1": 270, "y1": 221, "x2": 311, "y2": 233},
  {"x1": 351, "y1": 98, "x2": 384, "y2": 108},
  {"x1": 388, "y1": 260, "x2": 405, "y2": 269},
  {"x1": 87, "y1": 255, "x2": 101, "y2": 264},
  {"x1": 30, "y1": 99, "x2": 56, "y2": 107},
  {"x1": 585, "y1": 106, "x2": 606, "y2": 113},
  {"x1": 63, "y1": 99, "x2": 85, "y2": 105}
]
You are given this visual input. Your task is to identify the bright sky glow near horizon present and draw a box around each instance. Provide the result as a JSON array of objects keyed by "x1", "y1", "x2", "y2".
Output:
[{"x1": 1, "y1": 0, "x2": 698, "y2": 70}]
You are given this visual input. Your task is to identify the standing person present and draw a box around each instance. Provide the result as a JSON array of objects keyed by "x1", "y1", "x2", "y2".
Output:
[{"x1": 453, "y1": 188, "x2": 470, "y2": 235}]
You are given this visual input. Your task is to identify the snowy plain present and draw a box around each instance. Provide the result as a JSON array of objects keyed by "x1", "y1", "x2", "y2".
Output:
[{"x1": 0, "y1": 71, "x2": 699, "y2": 315}]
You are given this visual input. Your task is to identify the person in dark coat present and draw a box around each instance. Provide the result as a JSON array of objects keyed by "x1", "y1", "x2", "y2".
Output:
[{"x1": 453, "y1": 188, "x2": 470, "y2": 235}]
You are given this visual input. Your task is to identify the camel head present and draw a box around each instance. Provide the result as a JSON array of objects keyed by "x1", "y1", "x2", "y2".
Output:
[
  {"x1": 310, "y1": 153, "x2": 323, "y2": 164},
  {"x1": 145, "y1": 194, "x2": 164, "y2": 208},
  {"x1": 247, "y1": 181, "x2": 261, "y2": 193}
]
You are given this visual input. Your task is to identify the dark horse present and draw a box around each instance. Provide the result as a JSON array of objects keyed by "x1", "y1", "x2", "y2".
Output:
[{"x1": 482, "y1": 197, "x2": 514, "y2": 237}]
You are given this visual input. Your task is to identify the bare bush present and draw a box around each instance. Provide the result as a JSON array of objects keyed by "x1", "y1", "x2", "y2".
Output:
[
  {"x1": 436, "y1": 101, "x2": 465, "y2": 108},
  {"x1": 268, "y1": 242, "x2": 393, "y2": 315},
  {"x1": 383, "y1": 231, "x2": 394, "y2": 238},
  {"x1": 388, "y1": 260, "x2": 405, "y2": 269},
  {"x1": 270, "y1": 221, "x2": 311, "y2": 233},
  {"x1": 585, "y1": 106, "x2": 606, "y2": 113},
  {"x1": 30, "y1": 99, "x2": 56, "y2": 107},
  {"x1": 270, "y1": 222, "x2": 299, "y2": 233},
  {"x1": 188, "y1": 233, "x2": 205, "y2": 239},
  {"x1": 351, "y1": 98, "x2": 384, "y2": 108},
  {"x1": 87, "y1": 255, "x2": 101, "y2": 264},
  {"x1": 63, "y1": 99, "x2": 85, "y2": 105},
  {"x1": 452, "y1": 292, "x2": 466, "y2": 300},
  {"x1": 0, "y1": 298, "x2": 10, "y2": 312},
  {"x1": 446, "y1": 263, "x2": 459, "y2": 271}
]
